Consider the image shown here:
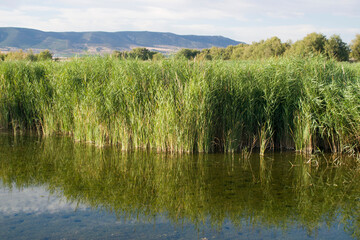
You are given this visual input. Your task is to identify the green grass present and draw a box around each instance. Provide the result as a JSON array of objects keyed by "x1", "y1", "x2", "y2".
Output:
[{"x1": 1, "y1": 56, "x2": 360, "y2": 153}]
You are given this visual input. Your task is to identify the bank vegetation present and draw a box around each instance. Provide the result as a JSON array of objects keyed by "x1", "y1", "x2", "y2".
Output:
[{"x1": 1, "y1": 56, "x2": 360, "y2": 154}]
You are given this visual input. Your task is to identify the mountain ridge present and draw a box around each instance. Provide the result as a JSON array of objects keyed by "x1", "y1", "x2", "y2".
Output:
[{"x1": 0, "y1": 27, "x2": 243, "y2": 56}]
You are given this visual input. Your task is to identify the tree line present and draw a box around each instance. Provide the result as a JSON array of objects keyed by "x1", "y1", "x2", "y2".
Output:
[
  {"x1": 1, "y1": 33, "x2": 359, "y2": 62},
  {"x1": 111, "y1": 47, "x2": 164, "y2": 61},
  {"x1": 0, "y1": 49, "x2": 53, "y2": 61},
  {"x1": 175, "y1": 33, "x2": 360, "y2": 62},
  {"x1": 110, "y1": 33, "x2": 360, "y2": 62}
]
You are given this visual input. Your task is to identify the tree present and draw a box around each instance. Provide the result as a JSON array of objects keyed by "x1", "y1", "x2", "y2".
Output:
[
  {"x1": 229, "y1": 37, "x2": 289, "y2": 60},
  {"x1": 230, "y1": 44, "x2": 246, "y2": 60},
  {"x1": 26, "y1": 49, "x2": 37, "y2": 61},
  {"x1": 112, "y1": 50, "x2": 130, "y2": 59},
  {"x1": 324, "y1": 35, "x2": 350, "y2": 61},
  {"x1": 350, "y1": 34, "x2": 360, "y2": 61},
  {"x1": 175, "y1": 49, "x2": 200, "y2": 60},
  {"x1": 112, "y1": 48, "x2": 157, "y2": 60},
  {"x1": 129, "y1": 48, "x2": 156, "y2": 60},
  {"x1": 286, "y1": 32, "x2": 327, "y2": 57},
  {"x1": 111, "y1": 50, "x2": 121, "y2": 59},
  {"x1": 263, "y1": 36, "x2": 289, "y2": 57},
  {"x1": 152, "y1": 52, "x2": 165, "y2": 61},
  {"x1": 196, "y1": 49, "x2": 212, "y2": 60},
  {"x1": 5, "y1": 49, "x2": 27, "y2": 60},
  {"x1": 242, "y1": 42, "x2": 258, "y2": 59},
  {"x1": 304, "y1": 33, "x2": 327, "y2": 53},
  {"x1": 37, "y1": 50, "x2": 53, "y2": 61},
  {"x1": 224, "y1": 45, "x2": 235, "y2": 59},
  {"x1": 209, "y1": 46, "x2": 228, "y2": 60}
]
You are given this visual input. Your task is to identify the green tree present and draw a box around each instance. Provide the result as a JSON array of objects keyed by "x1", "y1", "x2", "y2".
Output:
[
  {"x1": 25, "y1": 49, "x2": 37, "y2": 61},
  {"x1": 263, "y1": 36, "x2": 289, "y2": 57},
  {"x1": 242, "y1": 42, "x2": 258, "y2": 59},
  {"x1": 224, "y1": 45, "x2": 235, "y2": 59},
  {"x1": 152, "y1": 52, "x2": 165, "y2": 61},
  {"x1": 230, "y1": 44, "x2": 246, "y2": 60},
  {"x1": 350, "y1": 34, "x2": 360, "y2": 61},
  {"x1": 175, "y1": 49, "x2": 200, "y2": 60},
  {"x1": 209, "y1": 46, "x2": 228, "y2": 60},
  {"x1": 233, "y1": 37, "x2": 289, "y2": 60},
  {"x1": 5, "y1": 49, "x2": 27, "y2": 60},
  {"x1": 196, "y1": 49, "x2": 212, "y2": 60},
  {"x1": 112, "y1": 48, "x2": 157, "y2": 60},
  {"x1": 324, "y1": 35, "x2": 350, "y2": 61},
  {"x1": 112, "y1": 50, "x2": 130, "y2": 59},
  {"x1": 112, "y1": 50, "x2": 125, "y2": 59},
  {"x1": 111, "y1": 50, "x2": 121, "y2": 58},
  {"x1": 286, "y1": 32, "x2": 327, "y2": 57},
  {"x1": 130, "y1": 48, "x2": 156, "y2": 60},
  {"x1": 37, "y1": 50, "x2": 53, "y2": 61}
]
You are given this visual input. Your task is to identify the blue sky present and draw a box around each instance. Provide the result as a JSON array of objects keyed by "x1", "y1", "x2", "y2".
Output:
[{"x1": 1, "y1": 0, "x2": 359, "y2": 43}]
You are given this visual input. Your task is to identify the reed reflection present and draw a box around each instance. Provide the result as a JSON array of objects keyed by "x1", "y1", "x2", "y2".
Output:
[{"x1": 0, "y1": 134, "x2": 360, "y2": 238}]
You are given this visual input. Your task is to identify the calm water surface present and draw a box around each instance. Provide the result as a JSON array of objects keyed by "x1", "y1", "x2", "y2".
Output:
[{"x1": 1, "y1": 132, "x2": 360, "y2": 239}]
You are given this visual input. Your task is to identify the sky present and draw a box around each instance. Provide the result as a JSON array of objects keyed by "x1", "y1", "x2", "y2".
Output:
[{"x1": 0, "y1": 0, "x2": 359, "y2": 44}]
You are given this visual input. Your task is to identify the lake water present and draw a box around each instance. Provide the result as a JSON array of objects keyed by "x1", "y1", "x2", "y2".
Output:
[{"x1": 1, "y1": 132, "x2": 360, "y2": 240}]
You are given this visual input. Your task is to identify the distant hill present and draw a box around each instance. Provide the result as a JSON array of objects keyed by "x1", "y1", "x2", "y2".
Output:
[{"x1": 0, "y1": 27, "x2": 243, "y2": 56}]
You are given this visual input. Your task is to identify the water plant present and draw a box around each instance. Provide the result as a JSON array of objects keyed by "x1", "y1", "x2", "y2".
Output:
[{"x1": 1, "y1": 56, "x2": 360, "y2": 153}]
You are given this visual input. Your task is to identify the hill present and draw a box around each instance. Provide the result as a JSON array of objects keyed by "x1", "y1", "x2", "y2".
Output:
[{"x1": 0, "y1": 27, "x2": 242, "y2": 56}]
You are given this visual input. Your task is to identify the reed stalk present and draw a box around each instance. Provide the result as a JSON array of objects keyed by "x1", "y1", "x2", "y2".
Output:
[{"x1": 1, "y1": 56, "x2": 359, "y2": 153}]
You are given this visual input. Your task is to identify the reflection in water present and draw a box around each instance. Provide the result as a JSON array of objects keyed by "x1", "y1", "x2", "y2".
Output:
[
  {"x1": 1, "y1": 133, "x2": 360, "y2": 239},
  {"x1": 0, "y1": 185, "x2": 81, "y2": 215}
]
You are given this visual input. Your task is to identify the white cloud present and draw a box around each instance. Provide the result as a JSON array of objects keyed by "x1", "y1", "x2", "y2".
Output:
[
  {"x1": 226, "y1": 25, "x2": 360, "y2": 43},
  {"x1": 0, "y1": 0, "x2": 359, "y2": 43},
  {"x1": 0, "y1": 9, "x2": 43, "y2": 27},
  {"x1": 265, "y1": 11, "x2": 305, "y2": 20},
  {"x1": 0, "y1": 186, "x2": 86, "y2": 215}
]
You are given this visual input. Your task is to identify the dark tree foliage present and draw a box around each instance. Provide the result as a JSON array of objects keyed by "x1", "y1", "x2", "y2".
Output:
[
  {"x1": 324, "y1": 35, "x2": 350, "y2": 61},
  {"x1": 130, "y1": 48, "x2": 156, "y2": 60},
  {"x1": 113, "y1": 48, "x2": 158, "y2": 60},
  {"x1": 175, "y1": 49, "x2": 200, "y2": 60},
  {"x1": 37, "y1": 50, "x2": 53, "y2": 61},
  {"x1": 197, "y1": 49, "x2": 212, "y2": 60}
]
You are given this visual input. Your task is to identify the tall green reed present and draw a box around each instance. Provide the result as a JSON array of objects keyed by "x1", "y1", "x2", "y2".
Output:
[{"x1": 1, "y1": 56, "x2": 360, "y2": 153}]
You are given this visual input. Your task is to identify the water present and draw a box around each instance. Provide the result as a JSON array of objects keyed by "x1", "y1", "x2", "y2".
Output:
[{"x1": 0, "y1": 132, "x2": 360, "y2": 239}]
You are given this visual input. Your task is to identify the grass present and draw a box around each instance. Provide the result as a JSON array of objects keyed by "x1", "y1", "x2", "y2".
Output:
[{"x1": 1, "y1": 56, "x2": 360, "y2": 153}]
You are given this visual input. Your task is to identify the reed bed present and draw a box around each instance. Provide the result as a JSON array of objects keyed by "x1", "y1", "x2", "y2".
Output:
[{"x1": 0, "y1": 56, "x2": 360, "y2": 153}]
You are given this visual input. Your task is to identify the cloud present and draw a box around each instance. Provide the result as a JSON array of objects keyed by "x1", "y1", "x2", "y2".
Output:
[
  {"x1": 226, "y1": 25, "x2": 360, "y2": 43},
  {"x1": 0, "y1": 0, "x2": 359, "y2": 43}
]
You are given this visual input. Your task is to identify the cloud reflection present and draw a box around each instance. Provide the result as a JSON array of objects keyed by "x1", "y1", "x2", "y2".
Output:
[{"x1": 0, "y1": 185, "x2": 86, "y2": 215}]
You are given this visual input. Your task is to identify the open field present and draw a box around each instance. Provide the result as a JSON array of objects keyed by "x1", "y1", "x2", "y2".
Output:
[{"x1": 1, "y1": 56, "x2": 360, "y2": 153}]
